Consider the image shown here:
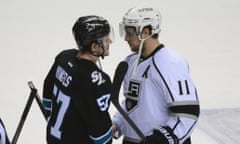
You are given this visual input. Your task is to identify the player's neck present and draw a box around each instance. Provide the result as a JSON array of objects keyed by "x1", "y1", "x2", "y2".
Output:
[
  {"x1": 142, "y1": 39, "x2": 160, "y2": 58},
  {"x1": 77, "y1": 51, "x2": 98, "y2": 63}
]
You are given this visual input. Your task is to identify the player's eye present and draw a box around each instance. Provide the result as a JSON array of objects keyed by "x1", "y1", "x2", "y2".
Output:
[{"x1": 125, "y1": 31, "x2": 137, "y2": 37}]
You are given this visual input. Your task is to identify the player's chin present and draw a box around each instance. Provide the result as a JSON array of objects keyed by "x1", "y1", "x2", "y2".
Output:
[
  {"x1": 104, "y1": 53, "x2": 109, "y2": 56},
  {"x1": 129, "y1": 45, "x2": 137, "y2": 52},
  {"x1": 130, "y1": 47, "x2": 138, "y2": 52},
  {"x1": 104, "y1": 50, "x2": 109, "y2": 56}
]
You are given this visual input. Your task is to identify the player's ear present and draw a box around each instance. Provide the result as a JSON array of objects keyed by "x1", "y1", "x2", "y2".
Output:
[
  {"x1": 141, "y1": 28, "x2": 150, "y2": 39},
  {"x1": 90, "y1": 42, "x2": 97, "y2": 51},
  {"x1": 91, "y1": 42, "x2": 101, "y2": 55}
]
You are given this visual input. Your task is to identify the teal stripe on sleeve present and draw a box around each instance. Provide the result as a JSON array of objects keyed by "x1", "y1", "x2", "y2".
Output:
[
  {"x1": 42, "y1": 98, "x2": 52, "y2": 111},
  {"x1": 90, "y1": 127, "x2": 112, "y2": 144}
]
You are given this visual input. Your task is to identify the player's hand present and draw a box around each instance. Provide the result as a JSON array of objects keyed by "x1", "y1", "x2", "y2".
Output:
[
  {"x1": 146, "y1": 127, "x2": 178, "y2": 144},
  {"x1": 112, "y1": 123, "x2": 121, "y2": 139}
]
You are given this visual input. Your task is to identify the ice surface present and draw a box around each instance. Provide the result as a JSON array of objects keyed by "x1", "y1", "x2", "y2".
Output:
[
  {"x1": 111, "y1": 107, "x2": 240, "y2": 144},
  {"x1": 0, "y1": 0, "x2": 240, "y2": 143},
  {"x1": 192, "y1": 108, "x2": 240, "y2": 144}
]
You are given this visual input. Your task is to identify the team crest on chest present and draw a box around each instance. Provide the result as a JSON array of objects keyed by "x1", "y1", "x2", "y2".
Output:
[{"x1": 126, "y1": 79, "x2": 142, "y2": 111}]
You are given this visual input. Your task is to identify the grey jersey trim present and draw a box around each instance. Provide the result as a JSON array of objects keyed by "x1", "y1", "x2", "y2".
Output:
[{"x1": 152, "y1": 56, "x2": 175, "y2": 102}]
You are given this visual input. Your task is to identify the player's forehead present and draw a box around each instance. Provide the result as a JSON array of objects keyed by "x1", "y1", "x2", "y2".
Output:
[
  {"x1": 125, "y1": 26, "x2": 136, "y2": 33},
  {"x1": 102, "y1": 34, "x2": 111, "y2": 42}
]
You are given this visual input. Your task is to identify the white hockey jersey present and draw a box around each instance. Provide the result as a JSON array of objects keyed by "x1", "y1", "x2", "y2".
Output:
[{"x1": 112, "y1": 44, "x2": 200, "y2": 143}]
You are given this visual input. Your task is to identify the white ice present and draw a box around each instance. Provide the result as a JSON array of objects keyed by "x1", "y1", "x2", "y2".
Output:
[{"x1": 0, "y1": 0, "x2": 240, "y2": 143}]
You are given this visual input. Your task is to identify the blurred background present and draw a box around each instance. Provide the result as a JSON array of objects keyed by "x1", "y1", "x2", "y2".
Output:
[{"x1": 0, "y1": 0, "x2": 239, "y2": 143}]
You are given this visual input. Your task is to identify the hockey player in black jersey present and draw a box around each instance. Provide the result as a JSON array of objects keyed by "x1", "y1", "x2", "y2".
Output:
[
  {"x1": 0, "y1": 118, "x2": 10, "y2": 144},
  {"x1": 43, "y1": 15, "x2": 114, "y2": 144}
]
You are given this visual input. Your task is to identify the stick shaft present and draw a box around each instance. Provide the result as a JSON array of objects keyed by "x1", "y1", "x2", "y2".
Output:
[
  {"x1": 11, "y1": 91, "x2": 34, "y2": 144},
  {"x1": 12, "y1": 81, "x2": 48, "y2": 144},
  {"x1": 27, "y1": 81, "x2": 47, "y2": 120},
  {"x1": 112, "y1": 101, "x2": 145, "y2": 140},
  {"x1": 111, "y1": 62, "x2": 145, "y2": 141}
]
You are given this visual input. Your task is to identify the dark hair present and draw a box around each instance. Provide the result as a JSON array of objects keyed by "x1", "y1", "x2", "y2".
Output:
[
  {"x1": 144, "y1": 25, "x2": 159, "y2": 39},
  {"x1": 125, "y1": 25, "x2": 159, "y2": 39}
]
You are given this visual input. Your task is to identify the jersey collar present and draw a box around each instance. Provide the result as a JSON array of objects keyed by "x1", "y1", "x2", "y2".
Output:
[{"x1": 140, "y1": 44, "x2": 164, "y2": 62}]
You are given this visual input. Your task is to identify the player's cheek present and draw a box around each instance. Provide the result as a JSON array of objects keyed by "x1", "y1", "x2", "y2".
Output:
[{"x1": 104, "y1": 46, "x2": 110, "y2": 56}]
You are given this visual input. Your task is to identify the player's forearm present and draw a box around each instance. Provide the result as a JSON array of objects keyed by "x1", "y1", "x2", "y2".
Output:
[
  {"x1": 167, "y1": 117, "x2": 198, "y2": 143},
  {"x1": 166, "y1": 101, "x2": 200, "y2": 143},
  {"x1": 111, "y1": 112, "x2": 124, "y2": 138}
]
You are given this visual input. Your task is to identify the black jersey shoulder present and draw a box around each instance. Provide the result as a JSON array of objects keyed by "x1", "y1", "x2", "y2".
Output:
[{"x1": 55, "y1": 49, "x2": 78, "y2": 61}]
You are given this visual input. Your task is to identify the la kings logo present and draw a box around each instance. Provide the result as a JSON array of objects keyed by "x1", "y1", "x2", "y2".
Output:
[{"x1": 126, "y1": 80, "x2": 141, "y2": 111}]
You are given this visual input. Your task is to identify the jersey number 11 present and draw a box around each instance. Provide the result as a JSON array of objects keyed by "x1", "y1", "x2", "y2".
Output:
[{"x1": 178, "y1": 80, "x2": 190, "y2": 95}]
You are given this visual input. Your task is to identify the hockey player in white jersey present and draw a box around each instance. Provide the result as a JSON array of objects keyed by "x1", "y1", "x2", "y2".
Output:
[
  {"x1": 112, "y1": 5, "x2": 200, "y2": 144},
  {"x1": 0, "y1": 118, "x2": 10, "y2": 144}
]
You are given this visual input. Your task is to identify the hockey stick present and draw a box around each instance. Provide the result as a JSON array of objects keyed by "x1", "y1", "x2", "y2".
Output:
[
  {"x1": 27, "y1": 81, "x2": 47, "y2": 120},
  {"x1": 11, "y1": 86, "x2": 35, "y2": 144},
  {"x1": 111, "y1": 62, "x2": 146, "y2": 142},
  {"x1": 11, "y1": 82, "x2": 47, "y2": 144}
]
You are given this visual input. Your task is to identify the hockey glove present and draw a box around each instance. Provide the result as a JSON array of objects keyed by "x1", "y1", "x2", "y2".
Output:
[{"x1": 146, "y1": 126, "x2": 178, "y2": 144}]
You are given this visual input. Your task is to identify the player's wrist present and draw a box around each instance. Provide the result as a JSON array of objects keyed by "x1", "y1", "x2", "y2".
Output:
[{"x1": 112, "y1": 123, "x2": 121, "y2": 139}]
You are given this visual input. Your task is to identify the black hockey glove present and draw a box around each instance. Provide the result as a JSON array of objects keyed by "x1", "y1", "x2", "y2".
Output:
[{"x1": 146, "y1": 126, "x2": 178, "y2": 144}]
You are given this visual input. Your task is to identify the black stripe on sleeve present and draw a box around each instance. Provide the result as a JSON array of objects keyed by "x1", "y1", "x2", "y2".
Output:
[{"x1": 169, "y1": 104, "x2": 200, "y2": 119}]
